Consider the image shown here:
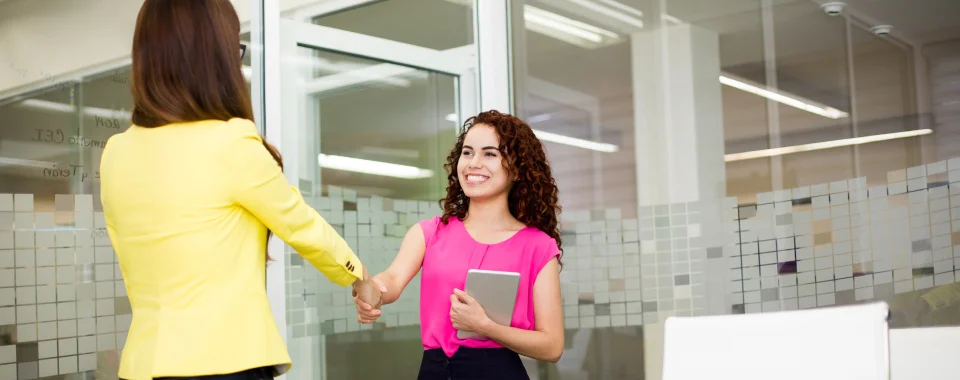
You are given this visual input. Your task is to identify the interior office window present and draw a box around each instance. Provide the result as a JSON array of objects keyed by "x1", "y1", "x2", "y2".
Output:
[
  {"x1": 0, "y1": 1, "x2": 264, "y2": 379},
  {"x1": 510, "y1": 1, "x2": 960, "y2": 379}
]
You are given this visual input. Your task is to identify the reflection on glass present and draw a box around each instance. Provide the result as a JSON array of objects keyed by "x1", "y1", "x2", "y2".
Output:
[
  {"x1": 284, "y1": 47, "x2": 458, "y2": 379},
  {"x1": 311, "y1": 0, "x2": 473, "y2": 51},
  {"x1": 304, "y1": 48, "x2": 456, "y2": 201},
  {"x1": 0, "y1": 10, "x2": 265, "y2": 378}
]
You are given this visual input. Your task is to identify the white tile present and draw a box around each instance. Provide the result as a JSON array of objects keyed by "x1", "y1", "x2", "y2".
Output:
[
  {"x1": 77, "y1": 336, "x2": 97, "y2": 354},
  {"x1": 15, "y1": 286, "x2": 36, "y2": 305},
  {"x1": 77, "y1": 317, "x2": 96, "y2": 336},
  {"x1": 56, "y1": 249, "x2": 74, "y2": 265},
  {"x1": 37, "y1": 303, "x2": 56, "y2": 322},
  {"x1": 35, "y1": 213, "x2": 54, "y2": 229},
  {"x1": 38, "y1": 321, "x2": 57, "y2": 340},
  {"x1": 0, "y1": 213, "x2": 12, "y2": 231},
  {"x1": 76, "y1": 283, "x2": 95, "y2": 300},
  {"x1": 13, "y1": 194, "x2": 33, "y2": 212},
  {"x1": 37, "y1": 285, "x2": 57, "y2": 303},
  {"x1": 35, "y1": 249, "x2": 55, "y2": 267},
  {"x1": 0, "y1": 307, "x2": 12, "y2": 324},
  {"x1": 58, "y1": 338, "x2": 77, "y2": 356},
  {"x1": 0, "y1": 232, "x2": 12, "y2": 250},
  {"x1": 96, "y1": 316, "x2": 115, "y2": 334},
  {"x1": 57, "y1": 266, "x2": 75, "y2": 284},
  {"x1": 0, "y1": 364, "x2": 13, "y2": 380},
  {"x1": 78, "y1": 353, "x2": 96, "y2": 371},
  {"x1": 14, "y1": 249, "x2": 34, "y2": 268},
  {"x1": 56, "y1": 284, "x2": 76, "y2": 302},
  {"x1": 96, "y1": 282, "x2": 114, "y2": 299},
  {"x1": 17, "y1": 323, "x2": 37, "y2": 341},
  {"x1": 97, "y1": 333, "x2": 116, "y2": 351},
  {"x1": 14, "y1": 267, "x2": 35, "y2": 287},
  {"x1": 75, "y1": 195, "x2": 93, "y2": 212},
  {"x1": 58, "y1": 356, "x2": 78, "y2": 375},
  {"x1": 14, "y1": 231, "x2": 34, "y2": 248},
  {"x1": 39, "y1": 358, "x2": 58, "y2": 377},
  {"x1": 96, "y1": 298, "x2": 114, "y2": 316},
  {"x1": 0, "y1": 269, "x2": 12, "y2": 287},
  {"x1": 0, "y1": 289, "x2": 13, "y2": 307},
  {"x1": 38, "y1": 340, "x2": 57, "y2": 359},
  {"x1": 0, "y1": 249, "x2": 12, "y2": 267},
  {"x1": 58, "y1": 319, "x2": 77, "y2": 338},
  {"x1": 0, "y1": 195, "x2": 12, "y2": 211},
  {"x1": 0, "y1": 345, "x2": 14, "y2": 364},
  {"x1": 36, "y1": 267, "x2": 55, "y2": 285}
]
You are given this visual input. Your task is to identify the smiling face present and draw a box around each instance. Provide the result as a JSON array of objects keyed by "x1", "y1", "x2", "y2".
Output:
[{"x1": 457, "y1": 123, "x2": 514, "y2": 201}]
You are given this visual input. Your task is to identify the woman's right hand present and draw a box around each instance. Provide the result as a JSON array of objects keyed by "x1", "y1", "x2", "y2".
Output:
[{"x1": 354, "y1": 274, "x2": 387, "y2": 324}]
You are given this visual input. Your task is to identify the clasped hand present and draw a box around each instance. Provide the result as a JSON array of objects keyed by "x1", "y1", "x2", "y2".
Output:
[{"x1": 353, "y1": 276, "x2": 386, "y2": 324}]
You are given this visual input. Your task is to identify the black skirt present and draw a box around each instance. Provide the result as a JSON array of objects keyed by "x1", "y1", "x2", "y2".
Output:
[
  {"x1": 418, "y1": 347, "x2": 530, "y2": 380},
  {"x1": 152, "y1": 366, "x2": 274, "y2": 380}
]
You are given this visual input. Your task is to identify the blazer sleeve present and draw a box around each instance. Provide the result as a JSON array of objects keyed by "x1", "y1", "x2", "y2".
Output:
[{"x1": 221, "y1": 119, "x2": 363, "y2": 287}]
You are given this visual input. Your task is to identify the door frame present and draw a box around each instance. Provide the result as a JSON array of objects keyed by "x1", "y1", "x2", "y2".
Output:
[{"x1": 263, "y1": 15, "x2": 481, "y2": 380}]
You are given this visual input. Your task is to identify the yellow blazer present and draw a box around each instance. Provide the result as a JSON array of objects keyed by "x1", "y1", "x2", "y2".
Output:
[{"x1": 99, "y1": 118, "x2": 362, "y2": 379}]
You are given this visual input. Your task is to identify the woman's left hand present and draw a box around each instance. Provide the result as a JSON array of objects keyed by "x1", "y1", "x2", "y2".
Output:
[{"x1": 450, "y1": 288, "x2": 492, "y2": 335}]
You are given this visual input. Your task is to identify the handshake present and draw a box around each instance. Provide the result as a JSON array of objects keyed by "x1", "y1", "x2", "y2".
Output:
[{"x1": 351, "y1": 272, "x2": 387, "y2": 324}]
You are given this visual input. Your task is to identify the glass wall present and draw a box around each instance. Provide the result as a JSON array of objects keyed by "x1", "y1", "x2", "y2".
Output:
[
  {"x1": 0, "y1": 1, "x2": 261, "y2": 379},
  {"x1": 510, "y1": 0, "x2": 960, "y2": 378},
  {"x1": 274, "y1": 1, "x2": 477, "y2": 379},
  {"x1": 3, "y1": 0, "x2": 960, "y2": 379}
]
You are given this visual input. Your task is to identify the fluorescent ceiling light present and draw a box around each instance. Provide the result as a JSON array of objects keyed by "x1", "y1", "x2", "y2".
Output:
[
  {"x1": 719, "y1": 75, "x2": 848, "y2": 119},
  {"x1": 317, "y1": 154, "x2": 434, "y2": 179},
  {"x1": 524, "y1": 5, "x2": 621, "y2": 48},
  {"x1": 0, "y1": 157, "x2": 57, "y2": 169},
  {"x1": 18, "y1": 99, "x2": 132, "y2": 119},
  {"x1": 527, "y1": 113, "x2": 553, "y2": 124},
  {"x1": 725, "y1": 129, "x2": 932, "y2": 162},
  {"x1": 566, "y1": 0, "x2": 644, "y2": 28},
  {"x1": 299, "y1": 45, "x2": 474, "y2": 96},
  {"x1": 533, "y1": 129, "x2": 619, "y2": 153},
  {"x1": 661, "y1": 13, "x2": 684, "y2": 24}
]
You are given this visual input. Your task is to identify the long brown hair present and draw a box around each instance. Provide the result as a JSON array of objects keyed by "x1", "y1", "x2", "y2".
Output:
[
  {"x1": 440, "y1": 111, "x2": 563, "y2": 265},
  {"x1": 131, "y1": 0, "x2": 282, "y2": 252}
]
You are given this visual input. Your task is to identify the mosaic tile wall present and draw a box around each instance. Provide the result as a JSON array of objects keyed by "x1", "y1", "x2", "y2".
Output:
[
  {"x1": 727, "y1": 158, "x2": 960, "y2": 314},
  {"x1": 0, "y1": 194, "x2": 130, "y2": 380},
  {"x1": 5, "y1": 160, "x2": 960, "y2": 378},
  {"x1": 288, "y1": 159, "x2": 960, "y2": 338},
  {"x1": 286, "y1": 191, "x2": 713, "y2": 337}
]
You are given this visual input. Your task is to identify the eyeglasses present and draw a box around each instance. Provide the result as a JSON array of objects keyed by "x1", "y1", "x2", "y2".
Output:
[{"x1": 240, "y1": 43, "x2": 247, "y2": 60}]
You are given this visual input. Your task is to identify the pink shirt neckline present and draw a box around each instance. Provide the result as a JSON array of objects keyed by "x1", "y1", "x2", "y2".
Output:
[
  {"x1": 458, "y1": 218, "x2": 533, "y2": 246},
  {"x1": 417, "y1": 216, "x2": 559, "y2": 357}
]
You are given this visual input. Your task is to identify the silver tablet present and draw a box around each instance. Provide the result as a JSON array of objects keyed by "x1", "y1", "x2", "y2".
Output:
[{"x1": 457, "y1": 269, "x2": 521, "y2": 340}]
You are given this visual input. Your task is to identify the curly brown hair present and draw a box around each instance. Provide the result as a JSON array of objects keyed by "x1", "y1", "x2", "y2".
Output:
[{"x1": 439, "y1": 110, "x2": 563, "y2": 264}]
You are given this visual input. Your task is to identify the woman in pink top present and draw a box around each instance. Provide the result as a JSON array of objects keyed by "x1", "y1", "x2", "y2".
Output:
[{"x1": 353, "y1": 111, "x2": 564, "y2": 379}]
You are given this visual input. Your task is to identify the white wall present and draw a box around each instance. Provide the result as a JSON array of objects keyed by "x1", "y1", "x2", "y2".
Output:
[{"x1": 0, "y1": 0, "x2": 340, "y2": 97}]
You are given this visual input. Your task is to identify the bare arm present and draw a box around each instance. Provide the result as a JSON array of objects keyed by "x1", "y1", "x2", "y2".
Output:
[
  {"x1": 376, "y1": 224, "x2": 427, "y2": 305},
  {"x1": 356, "y1": 224, "x2": 427, "y2": 323},
  {"x1": 476, "y1": 258, "x2": 564, "y2": 362}
]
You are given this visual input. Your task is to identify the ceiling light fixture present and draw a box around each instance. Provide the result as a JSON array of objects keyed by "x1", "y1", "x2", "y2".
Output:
[
  {"x1": 719, "y1": 75, "x2": 848, "y2": 119},
  {"x1": 524, "y1": 5, "x2": 621, "y2": 48},
  {"x1": 317, "y1": 154, "x2": 434, "y2": 179},
  {"x1": 532, "y1": 129, "x2": 619, "y2": 153},
  {"x1": 0, "y1": 157, "x2": 58, "y2": 169},
  {"x1": 724, "y1": 129, "x2": 932, "y2": 162},
  {"x1": 18, "y1": 99, "x2": 132, "y2": 120},
  {"x1": 565, "y1": 0, "x2": 644, "y2": 29}
]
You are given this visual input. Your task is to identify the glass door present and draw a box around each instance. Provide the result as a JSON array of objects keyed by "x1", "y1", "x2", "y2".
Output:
[{"x1": 270, "y1": 19, "x2": 477, "y2": 380}]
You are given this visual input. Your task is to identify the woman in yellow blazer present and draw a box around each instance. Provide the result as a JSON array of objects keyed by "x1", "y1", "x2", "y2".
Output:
[{"x1": 99, "y1": 1, "x2": 382, "y2": 379}]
